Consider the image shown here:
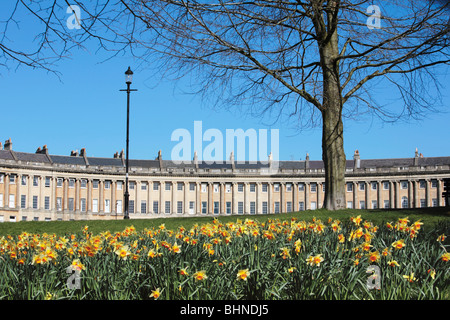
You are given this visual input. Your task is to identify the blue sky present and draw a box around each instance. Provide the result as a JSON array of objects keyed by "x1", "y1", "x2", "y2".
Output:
[{"x1": 0, "y1": 3, "x2": 449, "y2": 163}]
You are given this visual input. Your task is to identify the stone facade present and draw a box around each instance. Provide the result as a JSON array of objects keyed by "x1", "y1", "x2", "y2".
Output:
[{"x1": 0, "y1": 140, "x2": 449, "y2": 222}]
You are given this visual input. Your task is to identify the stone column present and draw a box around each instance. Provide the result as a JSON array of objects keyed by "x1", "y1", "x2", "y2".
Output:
[
  {"x1": 437, "y1": 179, "x2": 441, "y2": 207},
  {"x1": 220, "y1": 182, "x2": 225, "y2": 215},
  {"x1": 293, "y1": 182, "x2": 298, "y2": 211},
  {"x1": 196, "y1": 182, "x2": 201, "y2": 214},
  {"x1": 16, "y1": 174, "x2": 21, "y2": 210},
  {"x1": 184, "y1": 182, "x2": 189, "y2": 214},
  {"x1": 4, "y1": 173, "x2": 9, "y2": 208},
  {"x1": 268, "y1": 182, "x2": 273, "y2": 213},
  {"x1": 353, "y1": 181, "x2": 358, "y2": 209},
  {"x1": 305, "y1": 181, "x2": 310, "y2": 210}
]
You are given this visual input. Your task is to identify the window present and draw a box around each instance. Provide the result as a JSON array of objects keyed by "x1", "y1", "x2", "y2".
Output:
[
  {"x1": 165, "y1": 182, "x2": 171, "y2": 191},
  {"x1": 202, "y1": 183, "x2": 207, "y2": 193},
  {"x1": 127, "y1": 200, "x2": 133, "y2": 214},
  {"x1": 9, "y1": 175, "x2": 15, "y2": 184},
  {"x1": 142, "y1": 182, "x2": 148, "y2": 190},
  {"x1": 9, "y1": 195, "x2": 15, "y2": 208},
  {"x1": 21, "y1": 195, "x2": 26, "y2": 209},
  {"x1": 141, "y1": 201, "x2": 147, "y2": 214},
  {"x1": 153, "y1": 182, "x2": 159, "y2": 190},
  {"x1": 190, "y1": 183, "x2": 196, "y2": 191},
  {"x1": 69, "y1": 198, "x2": 74, "y2": 211},
  {"x1": 177, "y1": 183, "x2": 183, "y2": 191},
  {"x1": 262, "y1": 201, "x2": 268, "y2": 214},
  {"x1": 322, "y1": 184, "x2": 326, "y2": 192},
  {"x1": 116, "y1": 200, "x2": 122, "y2": 214},
  {"x1": 33, "y1": 196, "x2": 38, "y2": 209},
  {"x1": 401, "y1": 196, "x2": 408, "y2": 208},
  {"x1": 371, "y1": 182, "x2": 377, "y2": 190},
  {"x1": 262, "y1": 184, "x2": 268, "y2": 192},
  {"x1": 57, "y1": 178, "x2": 63, "y2": 187},
  {"x1": 33, "y1": 176, "x2": 39, "y2": 187},
  {"x1": 214, "y1": 201, "x2": 219, "y2": 214},
  {"x1": 105, "y1": 199, "x2": 111, "y2": 213},
  {"x1": 250, "y1": 183, "x2": 256, "y2": 192},
  {"x1": 419, "y1": 180, "x2": 426, "y2": 189},
  {"x1": 0, "y1": 174, "x2": 3, "y2": 183},
  {"x1": 56, "y1": 197, "x2": 62, "y2": 211},
  {"x1": 226, "y1": 202, "x2": 232, "y2": 214},
  {"x1": 214, "y1": 184, "x2": 219, "y2": 193},
  {"x1": 178, "y1": 201, "x2": 183, "y2": 214},
  {"x1": 359, "y1": 182, "x2": 365, "y2": 191},
  {"x1": 201, "y1": 201, "x2": 207, "y2": 214},
  {"x1": 298, "y1": 201, "x2": 305, "y2": 211},
  {"x1": 274, "y1": 183, "x2": 280, "y2": 192},
  {"x1": 45, "y1": 177, "x2": 51, "y2": 187},
  {"x1": 250, "y1": 202, "x2": 256, "y2": 214},
  {"x1": 165, "y1": 201, "x2": 171, "y2": 213},
  {"x1": 286, "y1": 201, "x2": 292, "y2": 212},
  {"x1": 286, "y1": 183, "x2": 292, "y2": 192},
  {"x1": 238, "y1": 183, "x2": 244, "y2": 192},
  {"x1": 431, "y1": 180, "x2": 438, "y2": 188},
  {"x1": 93, "y1": 199, "x2": 98, "y2": 213},
  {"x1": 127, "y1": 181, "x2": 133, "y2": 190},
  {"x1": 44, "y1": 196, "x2": 50, "y2": 210},
  {"x1": 238, "y1": 202, "x2": 244, "y2": 214},
  {"x1": 310, "y1": 201, "x2": 317, "y2": 210},
  {"x1": 384, "y1": 200, "x2": 390, "y2": 209},
  {"x1": 372, "y1": 200, "x2": 377, "y2": 209},
  {"x1": 383, "y1": 181, "x2": 390, "y2": 190},
  {"x1": 347, "y1": 183, "x2": 353, "y2": 192},
  {"x1": 80, "y1": 198, "x2": 86, "y2": 212},
  {"x1": 359, "y1": 200, "x2": 365, "y2": 209},
  {"x1": 298, "y1": 183, "x2": 304, "y2": 191},
  {"x1": 117, "y1": 181, "x2": 123, "y2": 190},
  {"x1": 432, "y1": 198, "x2": 438, "y2": 207},
  {"x1": 310, "y1": 183, "x2": 317, "y2": 193},
  {"x1": 81, "y1": 179, "x2": 87, "y2": 188},
  {"x1": 274, "y1": 202, "x2": 280, "y2": 213},
  {"x1": 189, "y1": 201, "x2": 195, "y2": 214},
  {"x1": 69, "y1": 179, "x2": 75, "y2": 188},
  {"x1": 93, "y1": 180, "x2": 99, "y2": 189},
  {"x1": 153, "y1": 201, "x2": 159, "y2": 214},
  {"x1": 21, "y1": 176, "x2": 27, "y2": 186},
  {"x1": 347, "y1": 201, "x2": 353, "y2": 209},
  {"x1": 226, "y1": 183, "x2": 231, "y2": 193},
  {"x1": 420, "y1": 199, "x2": 426, "y2": 208},
  {"x1": 401, "y1": 181, "x2": 408, "y2": 190}
]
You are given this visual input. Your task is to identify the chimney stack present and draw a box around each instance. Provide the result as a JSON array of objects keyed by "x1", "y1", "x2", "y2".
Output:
[
  {"x1": 193, "y1": 151, "x2": 199, "y2": 170},
  {"x1": 70, "y1": 150, "x2": 79, "y2": 157},
  {"x1": 305, "y1": 153, "x2": 310, "y2": 169},
  {"x1": 0, "y1": 142, "x2": 2, "y2": 150},
  {"x1": 414, "y1": 148, "x2": 419, "y2": 166},
  {"x1": 4, "y1": 138, "x2": 12, "y2": 151},
  {"x1": 353, "y1": 150, "x2": 360, "y2": 170}
]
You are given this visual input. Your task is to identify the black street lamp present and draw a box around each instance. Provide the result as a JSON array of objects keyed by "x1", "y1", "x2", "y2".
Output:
[{"x1": 120, "y1": 66, "x2": 137, "y2": 219}]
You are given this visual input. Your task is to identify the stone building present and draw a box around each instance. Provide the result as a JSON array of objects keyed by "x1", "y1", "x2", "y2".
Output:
[{"x1": 0, "y1": 139, "x2": 449, "y2": 222}]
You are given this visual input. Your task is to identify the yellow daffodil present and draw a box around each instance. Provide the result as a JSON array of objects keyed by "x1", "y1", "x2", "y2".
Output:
[
  {"x1": 388, "y1": 260, "x2": 400, "y2": 267},
  {"x1": 392, "y1": 239, "x2": 406, "y2": 250},
  {"x1": 403, "y1": 272, "x2": 416, "y2": 283},
  {"x1": 193, "y1": 270, "x2": 207, "y2": 281},
  {"x1": 236, "y1": 269, "x2": 250, "y2": 281},
  {"x1": 150, "y1": 288, "x2": 161, "y2": 299},
  {"x1": 441, "y1": 252, "x2": 450, "y2": 262}
]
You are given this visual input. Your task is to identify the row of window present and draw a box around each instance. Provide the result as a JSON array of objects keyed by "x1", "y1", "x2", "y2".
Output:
[{"x1": 346, "y1": 180, "x2": 439, "y2": 192}]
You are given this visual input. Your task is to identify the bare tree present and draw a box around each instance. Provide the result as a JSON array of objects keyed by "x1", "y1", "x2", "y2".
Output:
[{"x1": 1, "y1": 0, "x2": 449, "y2": 210}]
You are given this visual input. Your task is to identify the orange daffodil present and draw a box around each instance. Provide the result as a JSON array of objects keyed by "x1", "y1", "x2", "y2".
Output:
[
  {"x1": 306, "y1": 254, "x2": 324, "y2": 267},
  {"x1": 392, "y1": 239, "x2": 406, "y2": 250}
]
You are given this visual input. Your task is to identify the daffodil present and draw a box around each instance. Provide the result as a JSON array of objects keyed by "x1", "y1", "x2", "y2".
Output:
[
  {"x1": 387, "y1": 260, "x2": 400, "y2": 267},
  {"x1": 236, "y1": 269, "x2": 250, "y2": 281},
  {"x1": 441, "y1": 252, "x2": 450, "y2": 262},
  {"x1": 150, "y1": 288, "x2": 161, "y2": 299},
  {"x1": 193, "y1": 270, "x2": 207, "y2": 281},
  {"x1": 403, "y1": 272, "x2": 416, "y2": 283},
  {"x1": 179, "y1": 267, "x2": 189, "y2": 276},
  {"x1": 392, "y1": 239, "x2": 406, "y2": 250},
  {"x1": 368, "y1": 251, "x2": 380, "y2": 263},
  {"x1": 115, "y1": 245, "x2": 131, "y2": 260}
]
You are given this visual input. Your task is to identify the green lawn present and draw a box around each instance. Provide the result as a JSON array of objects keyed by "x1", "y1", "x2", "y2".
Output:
[{"x1": 1, "y1": 207, "x2": 449, "y2": 236}]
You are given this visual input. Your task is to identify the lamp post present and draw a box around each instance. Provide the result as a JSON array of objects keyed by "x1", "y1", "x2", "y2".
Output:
[{"x1": 120, "y1": 66, "x2": 137, "y2": 219}]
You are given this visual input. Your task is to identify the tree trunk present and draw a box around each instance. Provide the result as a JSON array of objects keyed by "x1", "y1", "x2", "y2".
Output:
[
  {"x1": 322, "y1": 105, "x2": 347, "y2": 210},
  {"x1": 318, "y1": 3, "x2": 347, "y2": 211}
]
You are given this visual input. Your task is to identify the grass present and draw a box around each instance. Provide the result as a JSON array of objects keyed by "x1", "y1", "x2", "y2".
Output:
[{"x1": 1, "y1": 207, "x2": 449, "y2": 236}]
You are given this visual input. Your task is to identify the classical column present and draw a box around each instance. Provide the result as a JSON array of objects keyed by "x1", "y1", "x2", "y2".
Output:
[
  {"x1": 52, "y1": 177, "x2": 57, "y2": 211},
  {"x1": 220, "y1": 182, "x2": 225, "y2": 215},
  {"x1": 377, "y1": 181, "x2": 382, "y2": 209},
  {"x1": 99, "y1": 180, "x2": 104, "y2": 213},
  {"x1": 87, "y1": 179, "x2": 92, "y2": 212},
  {"x1": 111, "y1": 180, "x2": 116, "y2": 215},
  {"x1": 280, "y1": 182, "x2": 285, "y2": 213},
  {"x1": 4, "y1": 173, "x2": 9, "y2": 208},
  {"x1": 64, "y1": 178, "x2": 69, "y2": 211},
  {"x1": 425, "y1": 179, "x2": 431, "y2": 207},
  {"x1": 160, "y1": 181, "x2": 164, "y2": 214},
  {"x1": 408, "y1": 180, "x2": 413, "y2": 208},
  {"x1": 16, "y1": 174, "x2": 21, "y2": 210},
  {"x1": 196, "y1": 182, "x2": 201, "y2": 214},
  {"x1": 389, "y1": 181, "x2": 395, "y2": 209},
  {"x1": 268, "y1": 182, "x2": 273, "y2": 213},
  {"x1": 413, "y1": 180, "x2": 419, "y2": 208},
  {"x1": 353, "y1": 181, "x2": 358, "y2": 209},
  {"x1": 293, "y1": 182, "x2": 298, "y2": 211},
  {"x1": 305, "y1": 181, "x2": 310, "y2": 210},
  {"x1": 244, "y1": 182, "x2": 249, "y2": 214},
  {"x1": 317, "y1": 182, "x2": 322, "y2": 209},
  {"x1": 136, "y1": 181, "x2": 141, "y2": 214},
  {"x1": 184, "y1": 181, "x2": 189, "y2": 214},
  {"x1": 256, "y1": 182, "x2": 261, "y2": 214},
  {"x1": 437, "y1": 179, "x2": 441, "y2": 207},
  {"x1": 75, "y1": 179, "x2": 80, "y2": 212},
  {"x1": 365, "y1": 181, "x2": 369, "y2": 209},
  {"x1": 148, "y1": 181, "x2": 152, "y2": 214}
]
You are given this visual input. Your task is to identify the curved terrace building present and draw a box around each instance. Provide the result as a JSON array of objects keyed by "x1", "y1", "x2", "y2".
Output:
[{"x1": 0, "y1": 138, "x2": 449, "y2": 222}]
